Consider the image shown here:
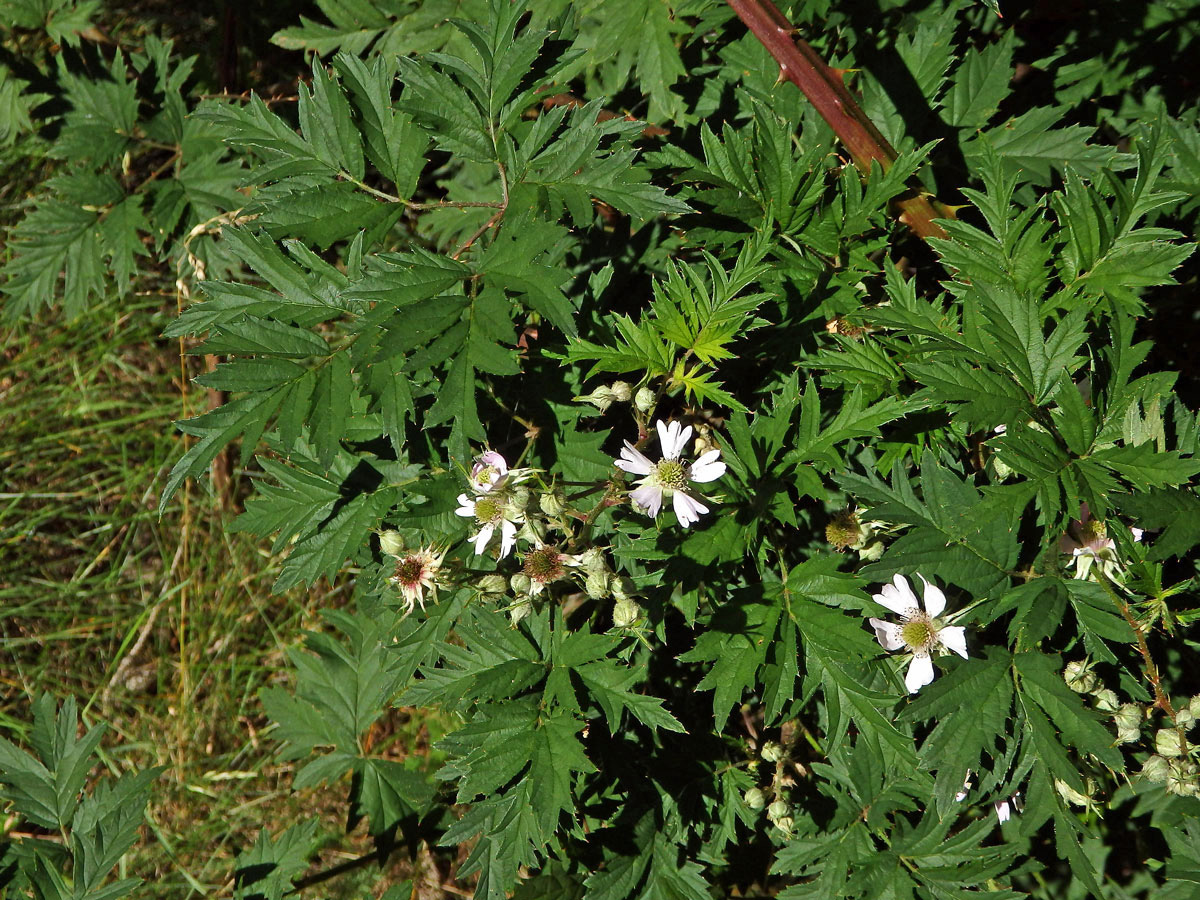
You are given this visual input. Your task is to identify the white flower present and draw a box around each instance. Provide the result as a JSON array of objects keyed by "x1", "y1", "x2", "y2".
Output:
[
  {"x1": 387, "y1": 546, "x2": 446, "y2": 615},
  {"x1": 868, "y1": 574, "x2": 968, "y2": 694},
  {"x1": 995, "y1": 792, "x2": 1022, "y2": 823},
  {"x1": 614, "y1": 419, "x2": 726, "y2": 528},
  {"x1": 455, "y1": 492, "x2": 521, "y2": 558},
  {"x1": 1059, "y1": 503, "x2": 1143, "y2": 581},
  {"x1": 469, "y1": 450, "x2": 509, "y2": 493},
  {"x1": 955, "y1": 771, "x2": 973, "y2": 803}
]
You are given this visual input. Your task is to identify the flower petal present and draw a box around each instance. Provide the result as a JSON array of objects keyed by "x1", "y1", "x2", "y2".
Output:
[
  {"x1": 455, "y1": 494, "x2": 476, "y2": 517},
  {"x1": 938, "y1": 625, "x2": 969, "y2": 659},
  {"x1": 688, "y1": 450, "x2": 726, "y2": 484},
  {"x1": 919, "y1": 574, "x2": 947, "y2": 618},
  {"x1": 904, "y1": 654, "x2": 936, "y2": 694},
  {"x1": 472, "y1": 524, "x2": 494, "y2": 555},
  {"x1": 615, "y1": 441, "x2": 655, "y2": 476},
  {"x1": 995, "y1": 800, "x2": 1011, "y2": 824},
  {"x1": 868, "y1": 617, "x2": 904, "y2": 651},
  {"x1": 657, "y1": 419, "x2": 692, "y2": 460},
  {"x1": 630, "y1": 484, "x2": 664, "y2": 518},
  {"x1": 1131, "y1": 527, "x2": 1145, "y2": 542},
  {"x1": 498, "y1": 520, "x2": 518, "y2": 558},
  {"x1": 470, "y1": 451, "x2": 508, "y2": 491},
  {"x1": 873, "y1": 574, "x2": 918, "y2": 615},
  {"x1": 672, "y1": 491, "x2": 709, "y2": 528}
]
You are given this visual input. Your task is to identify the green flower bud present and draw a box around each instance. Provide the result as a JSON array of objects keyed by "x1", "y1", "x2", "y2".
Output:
[
  {"x1": 539, "y1": 489, "x2": 567, "y2": 517},
  {"x1": 613, "y1": 596, "x2": 642, "y2": 629},
  {"x1": 760, "y1": 741, "x2": 785, "y2": 763},
  {"x1": 1054, "y1": 778, "x2": 1091, "y2": 807},
  {"x1": 1142, "y1": 754, "x2": 1170, "y2": 783},
  {"x1": 610, "y1": 381, "x2": 632, "y2": 402},
  {"x1": 1174, "y1": 706, "x2": 1196, "y2": 730},
  {"x1": 634, "y1": 386, "x2": 656, "y2": 413},
  {"x1": 510, "y1": 486, "x2": 531, "y2": 510},
  {"x1": 378, "y1": 529, "x2": 406, "y2": 558},
  {"x1": 1093, "y1": 689, "x2": 1119, "y2": 712},
  {"x1": 1189, "y1": 695, "x2": 1200, "y2": 719},
  {"x1": 767, "y1": 798, "x2": 790, "y2": 821},
  {"x1": 508, "y1": 597, "x2": 533, "y2": 626},
  {"x1": 585, "y1": 570, "x2": 610, "y2": 600},
  {"x1": 857, "y1": 539, "x2": 885, "y2": 562},
  {"x1": 1113, "y1": 703, "x2": 1142, "y2": 744},
  {"x1": 476, "y1": 574, "x2": 508, "y2": 596},
  {"x1": 510, "y1": 573, "x2": 533, "y2": 595},
  {"x1": 1155, "y1": 728, "x2": 1190, "y2": 758},
  {"x1": 1064, "y1": 661, "x2": 1098, "y2": 694},
  {"x1": 610, "y1": 574, "x2": 636, "y2": 601},
  {"x1": 743, "y1": 787, "x2": 766, "y2": 810},
  {"x1": 579, "y1": 547, "x2": 609, "y2": 576},
  {"x1": 1166, "y1": 759, "x2": 1200, "y2": 797},
  {"x1": 517, "y1": 518, "x2": 545, "y2": 545},
  {"x1": 774, "y1": 816, "x2": 794, "y2": 834},
  {"x1": 577, "y1": 385, "x2": 620, "y2": 413}
]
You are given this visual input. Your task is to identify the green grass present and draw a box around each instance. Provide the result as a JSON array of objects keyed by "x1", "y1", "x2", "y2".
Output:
[{"x1": 0, "y1": 290, "x2": 440, "y2": 896}]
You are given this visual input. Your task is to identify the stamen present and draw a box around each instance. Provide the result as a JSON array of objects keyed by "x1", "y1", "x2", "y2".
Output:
[
  {"x1": 473, "y1": 496, "x2": 504, "y2": 524},
  {"x1": 394, "y1": 556, "x2": 425, "y2": 585},
  {"x1": 523, "y1": 547, "x2": 565, "y2": 584},
  {"x1": 654, "y1": 459, "x2": 688, "y2": 491},
  {"x1": 899, "y1": 614, "x2": 937, "y2": 653}
]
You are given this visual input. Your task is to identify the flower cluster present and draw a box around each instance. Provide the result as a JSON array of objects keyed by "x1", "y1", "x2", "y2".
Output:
[
  {"x1": 375, "y1": 420, "x2": 726, "y2": 620},
  {"x1": 455, "y1": 451, "x2": 530, "y2": 558}
]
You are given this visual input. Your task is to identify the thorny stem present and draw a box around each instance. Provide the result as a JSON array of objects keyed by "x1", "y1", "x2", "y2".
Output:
[
  {"x1": 1098, "y1": 574, "x2": 1194, "y2": 761},
  {"x1": 724, "y1": 0, "x2": 951, "y2": 241},
  {"x1": 572, "y1": 487, "x2": 622, "y2": 551},
  {"x1": 1107, "y1": 582, "x2": 1177, "y2": 718}
]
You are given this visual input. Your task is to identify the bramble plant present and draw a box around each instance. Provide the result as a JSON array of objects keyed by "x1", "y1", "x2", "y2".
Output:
[{"x1": 2, "y1": 0, "x2": 1200, "y2": 897}]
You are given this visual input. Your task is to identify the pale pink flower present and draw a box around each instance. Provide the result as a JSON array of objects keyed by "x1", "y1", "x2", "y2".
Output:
[
  {"x1": 614, "y1": 419, "x2": 726, "y2": 528},
  {"x1": 388, "y1": 546, "x2": 446, "y2": 615},
  {"x1": 869, "y1": 574, "x2": 968, "y2": 694},
  {"x1": 1059, "y1": 503, "x2": 1143, "y2": 581},
  {"x1": 469, "y1": 450, "x2": 509, "y2": 493}
]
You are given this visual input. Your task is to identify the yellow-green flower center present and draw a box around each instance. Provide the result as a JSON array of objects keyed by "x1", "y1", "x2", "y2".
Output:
[
  {"x1": 900, "y1": 616, "x2": 937, "y2": 653},
  {"x1": 826, "y1": 511, "x2": 861, "y2": 550},
  {"x1": 474, "y1": 496, "x2": 504, "y2": 524},
  {"x1": 654, "y1": 459, "x2": 688, "y2": 491},
  {"x1": 523, "y1": 547, "x2": 564, "y2": 583},
  {"x1": 1080, "y1": 518, "x2": 1107, "y2": 545}
]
